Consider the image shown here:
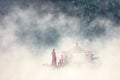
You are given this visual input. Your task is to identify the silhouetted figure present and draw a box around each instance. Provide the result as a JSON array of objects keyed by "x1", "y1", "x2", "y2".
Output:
[{"x1": 51, "y1": 49, "x2": 57, "y2": 67}]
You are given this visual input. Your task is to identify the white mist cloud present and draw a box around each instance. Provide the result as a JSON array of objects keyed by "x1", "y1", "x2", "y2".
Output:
[{"x1": 0, "y1": 5, "x2": 120, "y2": 80}]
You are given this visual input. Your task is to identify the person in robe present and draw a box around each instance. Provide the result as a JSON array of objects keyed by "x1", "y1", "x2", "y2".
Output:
[{"x1": 51, "y1": 49, "x2": 57, "y2": 67}]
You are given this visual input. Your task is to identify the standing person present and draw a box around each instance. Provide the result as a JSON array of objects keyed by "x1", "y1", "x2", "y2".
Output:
[{"x1": 51, "y1": 49, "x2": 57, "y2": 67}]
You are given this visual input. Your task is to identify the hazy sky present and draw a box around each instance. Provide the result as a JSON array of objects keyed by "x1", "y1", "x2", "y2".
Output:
[{"x1": 0, "y1": 1, "x2": 120, "y2": 80}]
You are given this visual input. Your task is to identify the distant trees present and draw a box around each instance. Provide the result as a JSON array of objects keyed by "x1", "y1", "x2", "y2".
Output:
[{"x1": 51, "y1": 0, "x2": 120, "y2": 24}]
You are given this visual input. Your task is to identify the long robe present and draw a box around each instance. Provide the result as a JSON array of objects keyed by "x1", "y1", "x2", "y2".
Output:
[{"x1": 51, "y1": 50, "x2": 57, "y2": 67}]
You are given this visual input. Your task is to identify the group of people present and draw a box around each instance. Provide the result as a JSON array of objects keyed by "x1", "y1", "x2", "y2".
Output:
[
  {"x1": 51, "y1": 48, "x2": 98, "y2": 67},
  {"x1": 51, "y1": 49, "x2": 66, "y2": 67}
]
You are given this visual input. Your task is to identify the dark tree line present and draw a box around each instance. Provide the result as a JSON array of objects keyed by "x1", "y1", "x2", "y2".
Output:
[{"x1": 51, "y1": 0, "x2": 120, "y2": 24}]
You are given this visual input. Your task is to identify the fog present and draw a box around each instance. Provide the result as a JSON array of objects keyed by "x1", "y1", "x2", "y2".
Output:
[{"x1": 0, "y1": 5, "x2": 120, "y2": 80}]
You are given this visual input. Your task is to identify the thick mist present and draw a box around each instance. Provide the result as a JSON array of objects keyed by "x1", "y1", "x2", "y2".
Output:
[{"x1": 0, "y1": 3, "x2": 120, "y2": 80}]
